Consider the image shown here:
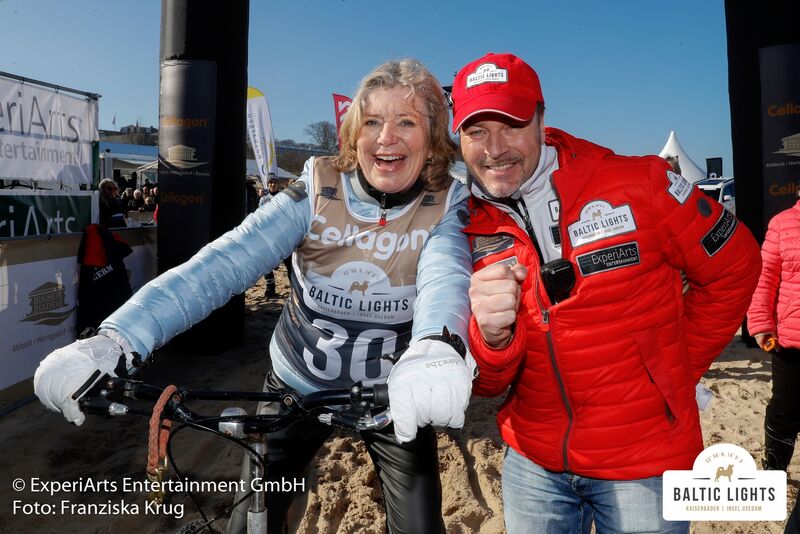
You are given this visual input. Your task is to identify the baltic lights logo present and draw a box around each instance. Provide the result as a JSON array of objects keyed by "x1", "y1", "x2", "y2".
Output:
[
  {"x1": 663, "y1": 443, "x2": 786, "y2": 521},
  {"x1": 466, "y1": 63, "x2": 508, "y2": 88}
]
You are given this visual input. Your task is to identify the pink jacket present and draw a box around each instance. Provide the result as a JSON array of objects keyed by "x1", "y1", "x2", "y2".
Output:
[{"x1": 748, "y1": 200, "x2": 800, "y2": 349}]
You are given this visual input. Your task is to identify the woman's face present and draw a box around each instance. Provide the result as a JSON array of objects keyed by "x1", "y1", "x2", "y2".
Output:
[{"x1": 356, "y1": 86, "x2": 431, "y2": 194}]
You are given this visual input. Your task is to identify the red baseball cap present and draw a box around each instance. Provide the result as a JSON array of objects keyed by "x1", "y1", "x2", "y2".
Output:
[{"x1": 451, "y1": 53, "x2": 544, "y2": 133}]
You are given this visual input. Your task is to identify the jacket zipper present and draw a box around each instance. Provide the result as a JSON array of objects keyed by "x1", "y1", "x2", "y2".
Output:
[
  {"x1": 472, "y1": 162, "x2": 576, "y2": 471},
  {"x1": 379, "y1": 194, "x2": 388, "y2": 226},
  {"x1": 542, "y1": 309, "x2": 573, "y2": 471},
  {"x1": 519, "y1": 194, "x2": 573, "y2": 471}
]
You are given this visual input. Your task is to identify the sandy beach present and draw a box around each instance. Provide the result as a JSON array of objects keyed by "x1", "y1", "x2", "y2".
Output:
[{"x1": 1, "y1": 267, "x2": 796, "y2": 533}]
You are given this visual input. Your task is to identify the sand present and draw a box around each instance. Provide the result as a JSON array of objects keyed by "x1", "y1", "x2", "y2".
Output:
[{"x1": 0, "y1": 267, "x2": 796, "y2": 533}]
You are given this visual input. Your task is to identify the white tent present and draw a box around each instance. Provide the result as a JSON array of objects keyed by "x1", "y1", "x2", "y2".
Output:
[{"x1": 658, "y1": 131, "x2": 706, "y2": 183}]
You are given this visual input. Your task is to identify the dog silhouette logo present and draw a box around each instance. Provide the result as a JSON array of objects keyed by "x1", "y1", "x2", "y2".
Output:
[
  {"x1": 348, "y1": 280, "x2": 369, "y2": 295},
  {"x1": 715, "y1": 464, "x2": 733, "y2": 482}
]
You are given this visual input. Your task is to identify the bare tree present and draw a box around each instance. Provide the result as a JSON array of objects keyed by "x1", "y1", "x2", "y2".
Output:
[{"x1": 303, "y1": 121, "x2": 338, "y2": 152}]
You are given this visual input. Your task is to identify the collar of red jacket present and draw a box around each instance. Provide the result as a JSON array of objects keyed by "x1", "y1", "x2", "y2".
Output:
[{"x1": 467, "y1": 127, "x2": 612, "y2": 228}]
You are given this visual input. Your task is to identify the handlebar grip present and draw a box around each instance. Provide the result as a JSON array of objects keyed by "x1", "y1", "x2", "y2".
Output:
[
  {"x1": 79, "y1": 396, "x2": 112, "y2": 414},
  {"x1": 372, "y1": 383, "x2": 390, "y2": 408}
]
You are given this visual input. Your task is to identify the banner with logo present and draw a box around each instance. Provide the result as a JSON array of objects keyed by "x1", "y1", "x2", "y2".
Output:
[
  {"x1": 246, "y1": 86, "x2": 278, "y2": 189},
  {"x1": 0, "y1": 228, "x2": 157, "y2": 393},
  {"x1": 158, "y1": 60, "x2": 216, "y2": 264},
  {"x1": 663, "y1": 443, "x2": 786, "y2": 521},
  {"x1": 0, "y1": 190, "x2": 95, "y2": 239},
  {"x1": 759, "y1": 43, "x2": 800, "y2": 229},
  {"x1": 1, "y1": 254, "x2": 79, "y2": 391},
  {"x1": 332, "y1": 93, "x2": 352, "y2": 149},
  {"x1": 0, "y1": 75, "x2": 98, "y2": 187}
]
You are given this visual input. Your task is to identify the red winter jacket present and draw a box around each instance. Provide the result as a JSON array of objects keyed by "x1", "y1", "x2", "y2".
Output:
[
  {"x1": 465, "y1": 128, "x2": 761, "y2": 479},
  {"x1": 747, "y1": 200, "x2": 800, "y2": 349}
]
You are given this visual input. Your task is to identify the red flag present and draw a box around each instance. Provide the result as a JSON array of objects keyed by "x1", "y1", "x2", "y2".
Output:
[{"x1": 332, "y1": 93, "x2": 352, "y2": 149}]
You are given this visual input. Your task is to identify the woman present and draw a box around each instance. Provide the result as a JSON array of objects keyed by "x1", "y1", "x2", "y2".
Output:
[
  {"x1": 747, "y1": 193, "x2": 800, "y2": 473},
  {"x1": 35, "y1": 59, "x2": 473, "y2": 533},
  {"x1": 97, "y1": 178, "x2": 127, "y2": 227}
]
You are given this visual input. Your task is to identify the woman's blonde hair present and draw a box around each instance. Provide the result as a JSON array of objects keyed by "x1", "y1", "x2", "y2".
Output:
[
  {"x1": 333, "y1": 59, "x2": 457, "y2": 191},
  {"x1": 98, "y1": 178, "x2": 119, "y2": 205}
]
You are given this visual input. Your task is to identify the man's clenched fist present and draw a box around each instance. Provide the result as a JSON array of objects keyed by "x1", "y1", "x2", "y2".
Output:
[{"x1": 469, "y1": 262, "x2": 528, "y2": 348}]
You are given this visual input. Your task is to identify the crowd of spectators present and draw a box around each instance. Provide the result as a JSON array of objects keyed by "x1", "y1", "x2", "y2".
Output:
[{"x1": 120, "y1": 182, "x2": 159, "y2": 213}]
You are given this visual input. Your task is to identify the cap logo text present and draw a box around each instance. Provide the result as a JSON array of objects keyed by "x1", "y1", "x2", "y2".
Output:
[{"x1": 466, "y1": 63, "x2": 508, "y2": 88}]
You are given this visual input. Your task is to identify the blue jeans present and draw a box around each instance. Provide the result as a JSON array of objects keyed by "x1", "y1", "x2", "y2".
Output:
[{"x1": 503, "y1": 447, "x2": 689, "y2": 534}]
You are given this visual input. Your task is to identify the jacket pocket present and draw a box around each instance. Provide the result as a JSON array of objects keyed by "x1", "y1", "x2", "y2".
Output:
[{"x1": 633, "y1": 332, "x2": 684, "y2": 428}]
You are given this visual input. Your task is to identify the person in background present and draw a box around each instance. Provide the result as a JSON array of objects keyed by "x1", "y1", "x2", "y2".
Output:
[
  {"x1": 259, "y1": 175, "x2": 280, "y2": 206},
  {"x1": 98, "y1": 178, "x2": 127, "y2": 228},
  {"x1": 142, "y1": 196, "x2": 156, "y2": 212},
  {"x1": 664, "y1": 155, "x2": 682, "y2": 175},
  {"x1": 128, "y1": 189, "x2": 145, "y2": 211},
  {"x1": 120, "y1": 187, "x2": 133, "y2": 206},
  {"x1": 452, "y1": 52, "x2": 761, "y2": 534},
  {"x1": 35, "y1": 58, "x2": 475, "y2": 534},
  {"x1": 747, "y1": 192, "x2": 800, "y2": 474},
  {"x1": 258, "y1": 175, "x2": 282, "y2": 297}
]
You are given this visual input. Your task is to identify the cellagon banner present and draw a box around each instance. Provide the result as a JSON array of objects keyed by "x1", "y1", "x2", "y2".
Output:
[
  {"x1": 759, "y1": 43, "x2": 800, "y2": 229},
  {"x1": 332, "y1": 93, "x2": 352, "y2": 149},
  {"x1": 0, "y1": 75, "x2": 98, "y2": 187},
  {"x1": 158, "y1": 60, "x2": 217, "y2": 264},
  {"x1": 246, "y1": 86, "x2": 278, "y2": 189}
]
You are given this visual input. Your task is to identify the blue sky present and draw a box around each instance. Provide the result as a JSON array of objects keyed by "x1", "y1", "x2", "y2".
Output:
[{"x1": 2, "y1": 0, "x2": 733, "y2": 173}]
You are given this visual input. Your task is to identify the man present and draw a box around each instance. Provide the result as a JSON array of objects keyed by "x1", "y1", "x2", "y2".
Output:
[
  {"x1": 258, "y1": 175, "x2": 281, "y2": 297},
  {"x1": 259, "y1": 174, "x2": 280, "y2": 206},
  {"x1": 452, "y1": 53, "x2": 761, "y2": 533}
]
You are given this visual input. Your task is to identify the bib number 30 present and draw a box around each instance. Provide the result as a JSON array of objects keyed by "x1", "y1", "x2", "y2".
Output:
[{"x1": 303, "y1": 318, "x2": 396, "y2": 382}]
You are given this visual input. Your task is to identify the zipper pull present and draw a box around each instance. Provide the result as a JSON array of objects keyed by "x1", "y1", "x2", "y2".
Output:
[
  {"x1": 379, "y1": 195, "x2": 388, "y2": 226},
  {"x1": 541, "y1": 309, "x2": 551, "y2": 332}
]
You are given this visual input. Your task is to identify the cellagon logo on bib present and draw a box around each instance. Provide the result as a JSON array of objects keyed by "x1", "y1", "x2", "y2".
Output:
[{"x1": 567, "y1": 201, "x2": 636, "y2": 248}]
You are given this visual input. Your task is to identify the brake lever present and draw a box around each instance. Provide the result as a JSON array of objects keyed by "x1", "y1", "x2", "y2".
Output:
[{"x1": 318, "y1": 408, "x2": 392, "y2": 431}]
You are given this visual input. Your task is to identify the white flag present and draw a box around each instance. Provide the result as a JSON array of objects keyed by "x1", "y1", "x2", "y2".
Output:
[{"x1": 246, "y1": 86, "x2": 278, "y2": 188}]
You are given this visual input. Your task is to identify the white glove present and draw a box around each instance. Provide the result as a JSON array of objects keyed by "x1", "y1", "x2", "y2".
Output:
[
  {"x1": 387, "y1": 338, "x2": 477, "y2": 444},
  {"x1": 34, "y1": 330, "x2": 142, "y2": 426}
]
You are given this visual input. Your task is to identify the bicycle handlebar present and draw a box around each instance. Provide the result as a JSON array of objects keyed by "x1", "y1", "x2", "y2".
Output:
[{"x1": 79, "y1": 377, "x2": 391, "y2": 434}]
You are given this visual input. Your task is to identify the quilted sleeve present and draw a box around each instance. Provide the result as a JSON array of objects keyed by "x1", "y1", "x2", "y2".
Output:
[
  {"x1": 652, "y1": 159, "x2": 761, "y2": 381},
  {"x1": 469, "y1": 313, "x2": 528, "y2": 396},
  {"x1": 746, "y1": 214, "x2": 783, "y2": 335},
  {"x1": 99, "y1": 162, "x2": 314, "y2": 358},
  {"x1": 412, "y1": 181, "x2": 472, "y2": 343}
]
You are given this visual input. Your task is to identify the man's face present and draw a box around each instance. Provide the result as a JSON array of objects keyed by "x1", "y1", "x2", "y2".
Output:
[
  {"x1": 268, "y1": 181, "x2": 278, "y2": 193},
  {"x1": 459, "y1": 114, "x2": 545, "y2": 198}
]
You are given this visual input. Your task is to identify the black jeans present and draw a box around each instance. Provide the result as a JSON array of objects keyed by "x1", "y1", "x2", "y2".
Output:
[
  {"x1": 764, "y1": 347, "x2": 800, "y2": 470},
  {"x1": 787, "y1": 495, "x2": 800, "y2": 534},
  {"x1": 225, "y1": 371, "x2": 445, "y2": 534}
]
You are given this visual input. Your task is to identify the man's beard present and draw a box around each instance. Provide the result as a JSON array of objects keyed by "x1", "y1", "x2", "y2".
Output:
[{"x1": 470, "y1": 156, "x2": 524, "y2": 199}]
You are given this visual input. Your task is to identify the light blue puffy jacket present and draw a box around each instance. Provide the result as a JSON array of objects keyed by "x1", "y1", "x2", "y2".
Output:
[{"x1": 101, "y1": 157, "x2": 472, "y2": 393}]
